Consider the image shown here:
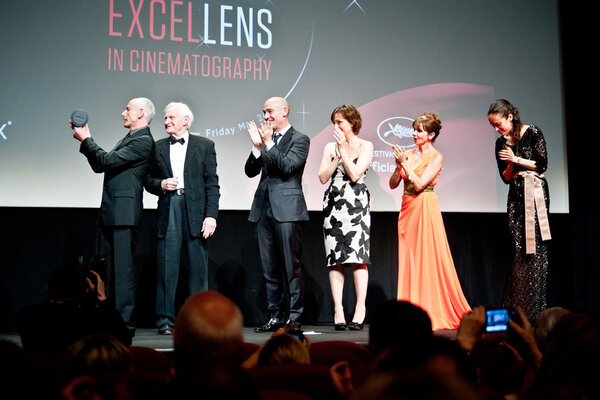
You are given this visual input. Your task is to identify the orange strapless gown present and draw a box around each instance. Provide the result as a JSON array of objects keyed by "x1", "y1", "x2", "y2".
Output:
[{"x1": 397, "y1": 149, "x2": 471, "y2": 329}]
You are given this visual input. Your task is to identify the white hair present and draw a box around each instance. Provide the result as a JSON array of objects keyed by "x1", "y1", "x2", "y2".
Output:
[
  {"x1": 164, "y1": 102, "x2": 194, "y2": 129},
  {"x1": 131, "y1": 97, "x2": 155, "y2": 124}
]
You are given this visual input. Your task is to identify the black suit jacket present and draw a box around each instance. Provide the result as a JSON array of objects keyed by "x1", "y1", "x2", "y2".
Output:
[
  {"x1": 145, "y1": 134, "x2": 220, "y2": 238},
  {"x1": 80, "y1": 126, "x2": 155, "y2": 227},
  {"x1": 245, "y1": 126, "x2": 310, "y2": 223}
]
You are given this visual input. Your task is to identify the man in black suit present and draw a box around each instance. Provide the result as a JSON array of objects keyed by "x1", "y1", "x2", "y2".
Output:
[
  {"x1": 72, "y1": 97, "x2": 156, "y2": 335},
  {"x1": 145, "y1": 102, "x2": 220, "y2": 335},
  {"x1": 245, "y1": 96, "x2": 310, "y2": 332}
]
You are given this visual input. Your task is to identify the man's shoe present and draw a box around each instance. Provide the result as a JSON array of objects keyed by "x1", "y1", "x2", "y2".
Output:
[
  {"x1": 158, "y1": 323, "x2": 174, "y2": 335},
  {"x1": 254, "y1": 318, "x2": 284, "y2": 333},
  {"x1": 285, "y1": 319, "x2": 301, "y2": 330}
]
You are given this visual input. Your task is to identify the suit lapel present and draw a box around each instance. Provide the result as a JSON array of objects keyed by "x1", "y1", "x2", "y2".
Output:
[
  {"x1": 263, "y1": 127, "x2": 294, "y2": 173},
  {"x1": 277, "y1": 127, "x2": 294, "y2": 151},
  {"x1": 114, "y1": 126, "x2": 149, "y2": 150},
  {"x1": 112, "y1": 134, "x2": 129, "y2": 151},
  {"x1": 158, "y1": 139, "x2": 173, "y2": 176},
  {"x1": 183, "y1": 135, "x2": 198, "y2": 172}
]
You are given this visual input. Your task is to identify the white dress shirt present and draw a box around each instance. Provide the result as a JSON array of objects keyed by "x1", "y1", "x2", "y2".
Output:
[{"x1": 169, "y1": 131, "x2": 189, "y2": 189}]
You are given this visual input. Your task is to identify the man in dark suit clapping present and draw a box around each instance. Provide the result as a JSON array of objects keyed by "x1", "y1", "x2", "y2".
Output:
[
  {"x1": 72, "y1": 97, "x2": 156, "y2": 335},
  {"x1": 145, "y1": 102, "x2": 220, "y2": 335},
  {"x1": 245, "y1": 97, "x2": 310, "y2": 332}
]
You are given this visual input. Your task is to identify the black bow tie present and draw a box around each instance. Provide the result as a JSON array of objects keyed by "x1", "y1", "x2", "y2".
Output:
[{"x1": 169, "y1": 136, "x2": 185, "y2": 145}]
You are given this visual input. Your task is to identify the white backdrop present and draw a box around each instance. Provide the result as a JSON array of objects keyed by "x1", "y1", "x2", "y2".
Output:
[{"x1": 0, "y1": 0, "x2": 567, "y2": 212}]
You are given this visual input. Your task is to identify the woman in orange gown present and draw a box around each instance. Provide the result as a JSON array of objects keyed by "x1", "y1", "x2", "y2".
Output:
[{"x1": 389, "y1": 112, "x2": 470, "y2": 329}]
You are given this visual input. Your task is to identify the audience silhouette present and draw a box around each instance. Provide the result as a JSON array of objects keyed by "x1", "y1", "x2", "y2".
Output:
[
  {"x1": 5, "y1": 286, "x2": 600, "y2": 400},
  {"x1": 172, "y1": 290, "x2": 259, "y2": 400},
  {"x1": 18, "y1": 260, "x2": 131, "y2": 359}
]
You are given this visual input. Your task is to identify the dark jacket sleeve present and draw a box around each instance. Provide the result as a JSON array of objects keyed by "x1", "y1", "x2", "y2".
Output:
[
  {"x1": 495, "y1": 137, "x2": 510, "y2": 184},
  {"x1": 80, "y1": 135, "x2": 154, "y2": 173},
  {"x1": 144, "y1": 152, "x2": 165, "y2": 197},
  {"x1": 203, "y1": 141, "x2": 220, "y2": 219},
  {"x1": 244, "y1": 150, "x2": 263, "y2": 178}
]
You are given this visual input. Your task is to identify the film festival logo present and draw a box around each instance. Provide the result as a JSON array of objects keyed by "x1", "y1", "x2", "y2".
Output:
[{"x1": 377, "y1": 117, "x2": 416, "y2": 149}]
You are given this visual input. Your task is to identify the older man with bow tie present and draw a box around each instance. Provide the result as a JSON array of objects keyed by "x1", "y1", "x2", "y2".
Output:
[{"x1": 145, "y1": 102, "x2": 220, "y2": 335}]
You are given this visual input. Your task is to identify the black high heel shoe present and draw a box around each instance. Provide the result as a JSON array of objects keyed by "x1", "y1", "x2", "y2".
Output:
[
  {"x1": 334, "y1": 323, "x2": 347, "y2": 331},
  {"x1": 347, "y1": 322, "x2": 364, "y2": 331}
]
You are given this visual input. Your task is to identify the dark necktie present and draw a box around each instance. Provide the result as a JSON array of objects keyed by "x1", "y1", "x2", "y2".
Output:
[
  {"x1": 169, "y1": 136, "x2": 185, "y2": 145},
  {"x1": 273, "y1": 132, "x2": 282, "y2": 146}
]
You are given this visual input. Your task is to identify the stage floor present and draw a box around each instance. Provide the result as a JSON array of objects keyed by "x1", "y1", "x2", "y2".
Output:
[{"x1": 0, "y1": 324, "x2": 456, "y2": 351}]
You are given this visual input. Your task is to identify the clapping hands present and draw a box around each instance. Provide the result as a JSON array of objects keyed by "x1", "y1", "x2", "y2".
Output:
[
  {"x1": 391, "y1": 144, "x2": 408, "y2": 166},
  {"x1": 248, "y1": 120, "x2": 274, "y2": 149}
]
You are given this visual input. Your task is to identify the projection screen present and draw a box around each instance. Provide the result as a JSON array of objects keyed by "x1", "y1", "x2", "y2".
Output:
[{"x1": 0, "y1": 0, "x2": 567, "y2": 212}]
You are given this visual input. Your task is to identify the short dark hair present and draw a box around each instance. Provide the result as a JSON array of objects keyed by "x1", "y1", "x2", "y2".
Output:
[{"x1": 331, "y1": 104, "x2": 362, "y2": 134}]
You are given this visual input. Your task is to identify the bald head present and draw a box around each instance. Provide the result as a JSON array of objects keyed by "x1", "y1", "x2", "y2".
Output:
[
  {"x1": 174, "y1": 290, "x2": 243, "y2": 351},
  {"x1": 263, "y1": 96, "x2": 290, "y2": 132},
  {"x1": 535, "y1": 306, "x2": 571, "y2": 349},
  {"x1": 131, "y1": 97, "x2": 155, "y2": 124},
  {"x1": 264, "y1": 96, "x2": 289, "y2": 110},
  {"x1": 172, "y1": 291, "x2": 252, "y2": 396}
]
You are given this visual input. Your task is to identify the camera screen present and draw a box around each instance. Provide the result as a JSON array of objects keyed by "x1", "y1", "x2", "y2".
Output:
[
  {"x1": 287, "y1": 330, "x2": 304, "y2": 342},
  {"x1": 485, "y1": 309, "x2": 511, "y2": 332}
]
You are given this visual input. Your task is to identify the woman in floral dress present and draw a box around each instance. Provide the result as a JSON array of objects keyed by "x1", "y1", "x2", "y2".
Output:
[{"x1": 318, "y1": 104, "x2": 373, "y2": 331}]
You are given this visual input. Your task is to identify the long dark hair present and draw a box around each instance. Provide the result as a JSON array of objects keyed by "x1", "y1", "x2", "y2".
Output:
[{"x1": 488, "y1": 99, "x2": 523, "y2": 140}]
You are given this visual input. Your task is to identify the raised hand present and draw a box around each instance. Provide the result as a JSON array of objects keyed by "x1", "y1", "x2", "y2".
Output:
[
  {"x1": 258, "y1": 120, "x2": 274, "y2": 144},
  {"x1": 392, "y1": 144, "x2": 408, "y2": 166},
  {"x1": 71, "y1": 123, "x2": 91, "y2": 142},
  {"x1": 248, "y1": 121, "x2": 263, "y2": 149},
  {"x1": 333, "y1": 125, "x2": 347, "y2": 154}
]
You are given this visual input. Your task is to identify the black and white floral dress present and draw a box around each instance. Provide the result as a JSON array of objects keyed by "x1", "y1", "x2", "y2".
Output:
[{"x1": 323, "y1": 159, "x2": 370, "y2": 267}]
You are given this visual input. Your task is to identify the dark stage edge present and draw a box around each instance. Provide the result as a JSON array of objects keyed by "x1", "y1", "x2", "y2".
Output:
[{"x1": 0, "y1": 325, "x2": 456, "y2": 351}]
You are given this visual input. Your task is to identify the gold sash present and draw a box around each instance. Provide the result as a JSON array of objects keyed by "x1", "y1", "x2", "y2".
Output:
[{"x1": 403, "y1": 182, "x2": 435, "y2": 196}]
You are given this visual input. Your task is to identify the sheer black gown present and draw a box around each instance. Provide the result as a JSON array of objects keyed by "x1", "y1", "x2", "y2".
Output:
[{"x1": 495, "y1": 125, "x2": 550, "y2": 322}]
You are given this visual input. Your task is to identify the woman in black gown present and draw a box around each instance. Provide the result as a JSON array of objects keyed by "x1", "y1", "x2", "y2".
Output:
[{"x1": 487, "y1": 99, "x2": 552, "y2": 322}]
